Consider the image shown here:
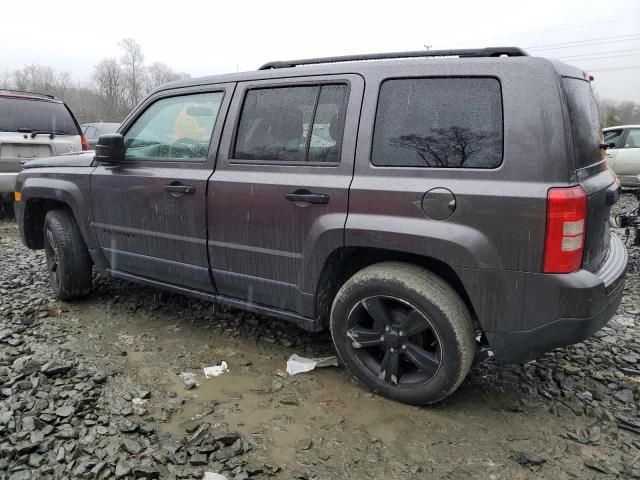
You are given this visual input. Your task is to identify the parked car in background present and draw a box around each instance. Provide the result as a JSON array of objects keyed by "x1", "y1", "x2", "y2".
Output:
[
  {"x1": 604, "y1": 125, "x2": 640, "y2": 187},
  {"x1": 14, "y1": 47, "x2": 627, "y2": 404},
  {"x1": 0, "y1": 90, "x2": 86, "y2": 203},
  {"x1": 81, "y1": 122, "x2": 120, "y2": 149}
]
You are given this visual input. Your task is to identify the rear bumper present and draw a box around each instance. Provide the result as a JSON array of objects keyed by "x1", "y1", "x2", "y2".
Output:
[
  {"x1": 0, "y1": 173, "x2": 17, "y2": 195},
  {"x1": 487, "y1": 233, "x2": 627, "y2": 364}
]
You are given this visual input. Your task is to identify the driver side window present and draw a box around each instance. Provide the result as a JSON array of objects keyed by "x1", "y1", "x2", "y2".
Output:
[{"x1": 124, "y1": 92, "x2": 224, "y2": 161}]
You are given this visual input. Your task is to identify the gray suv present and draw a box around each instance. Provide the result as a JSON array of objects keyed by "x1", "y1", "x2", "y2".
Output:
[
  {"x1": 0, "y1": 90, "x2": 86, "y2": 203},
  {"x1": 13, "y1": 47, "x2": 627, "y2": 404}
]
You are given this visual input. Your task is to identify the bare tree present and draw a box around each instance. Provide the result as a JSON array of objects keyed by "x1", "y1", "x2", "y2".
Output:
[
  {"x1": 56, "y1": 71, "x2": 72, "y2": 99},
  {"x1": 39, "y1": 66, "x2": 56, "y2": 94},
  {"x1": 0, "y1": 69, "x2": 11, "y2": 89},
  {"x1": 93, "y1": 58, "x2": 125, "y2": 121},
  {"x1": 118, "y1": 38, "x2": 146, "y2": 109},
  {"x1": 23, "y1": 64, "x2": 42, "y2": 91},
  {"x1": 13, "y1": 69, "x2": 28, "y2": 90},
  {"x1": 390, "y1": 127, "x2": 498, "y2": 168},
  {"x1": 147, "y1": 62, "x2": 190, "y2": 90}
]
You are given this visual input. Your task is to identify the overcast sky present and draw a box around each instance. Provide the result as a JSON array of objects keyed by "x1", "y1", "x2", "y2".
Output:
[{"x1": 1, "y1": 0, "x2": 639, "y2": 102}]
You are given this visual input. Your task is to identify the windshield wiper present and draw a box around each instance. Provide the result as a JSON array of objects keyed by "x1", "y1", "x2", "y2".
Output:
[
  {"x1": 16, "y1": 128, "x2": 68, "y2": 139},
  {"x1": 30, "y1": 130, "x2": 68, "y2": 139}
]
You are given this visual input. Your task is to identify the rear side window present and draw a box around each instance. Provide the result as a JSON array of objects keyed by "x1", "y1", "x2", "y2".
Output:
[
  {"x1": 625, "y1": 129, "x2": 640, "y2": 148},
  {"x1": 371, "y1": 78, "x2": 503, "y2": 168},
  {"x1": 0, "y1": 98, "x2": 80, "y2": 135},
  {"x1": 234, "y1": 84, "x2": 348, "y2": 163},
  {"x1": 562, "y1": 78, "x2": 601, "y2": 168}
]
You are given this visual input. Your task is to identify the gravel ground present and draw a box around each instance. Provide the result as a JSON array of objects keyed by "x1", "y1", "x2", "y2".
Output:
[{"x1": 1, "y1": 193, "x2": 639, "y2": 480}]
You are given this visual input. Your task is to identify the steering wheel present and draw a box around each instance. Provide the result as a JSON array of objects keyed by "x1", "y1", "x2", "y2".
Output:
[{"x1": 168, "y1": 137, "x2": 199, "y2": 158}]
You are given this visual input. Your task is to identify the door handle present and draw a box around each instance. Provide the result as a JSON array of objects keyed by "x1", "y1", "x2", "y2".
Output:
[
  {"x1": 163, "y1": 183, "x2": 195, "y2": 195},
  {"x1": 285, "y1": 190, "x2": 330, "y2": 205}
]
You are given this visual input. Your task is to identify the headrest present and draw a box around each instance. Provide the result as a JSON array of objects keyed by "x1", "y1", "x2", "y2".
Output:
[{"x1": 269, "y1": 107, "x2": 303, "y2": 142}]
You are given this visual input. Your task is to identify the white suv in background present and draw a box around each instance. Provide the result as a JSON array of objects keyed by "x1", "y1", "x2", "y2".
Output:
[
  {"x1": 0, "y1": 90, "x2": 86, "y2": 203},
  {"x1": 604, "y1": 125, "x2": 640, "y2": 187}
]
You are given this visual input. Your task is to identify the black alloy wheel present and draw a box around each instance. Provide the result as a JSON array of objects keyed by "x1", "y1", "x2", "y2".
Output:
[{"x1": 346, "y1": 295, "x2": 441, "y2": 387}]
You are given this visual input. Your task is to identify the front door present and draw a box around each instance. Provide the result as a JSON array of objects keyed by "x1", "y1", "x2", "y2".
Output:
[
  {"x1": 90, "y1": 85, "x2": 233, "y2": 292},
  {"x1": 208, "y1": 75, "x2": 364, "y2": 317}
]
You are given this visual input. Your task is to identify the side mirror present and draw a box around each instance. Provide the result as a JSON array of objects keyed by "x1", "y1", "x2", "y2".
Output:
[{"x1": 95, "y1": 134, "x2": 125, "y2": 165}]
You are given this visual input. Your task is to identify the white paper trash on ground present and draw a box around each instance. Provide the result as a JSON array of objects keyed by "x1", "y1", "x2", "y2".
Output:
[
  {"x1": 286, "y1": 354, "x2": 338, "y2": 375},
  {"x1": 202, "y1": 473, "x2": 227, "y2": 480},
  {"x1": 203, "y1": 361, "x2": 229, "y2": 379},
  {"x1": 178, "y1": 372, "x2": 197, "y2": 382}
]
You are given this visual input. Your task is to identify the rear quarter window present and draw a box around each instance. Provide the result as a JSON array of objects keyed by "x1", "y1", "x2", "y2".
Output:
[
  {"x1": 603, "y1": 129, "x2": 624, "y2": 148},
  {"x1": 562, "y1": 78, "x2": 601, "y2": 168},
  {"x1": 0, "y1": 98, "x2": 80, "y2": 135},
  {"x1": 371, "y1": 77, "x2": 503, "y2": 168}
]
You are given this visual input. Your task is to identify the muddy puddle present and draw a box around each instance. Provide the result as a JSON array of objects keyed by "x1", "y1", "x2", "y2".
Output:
[{"x1": 55, "y1": 295, "x2": 591, "y2": 479}]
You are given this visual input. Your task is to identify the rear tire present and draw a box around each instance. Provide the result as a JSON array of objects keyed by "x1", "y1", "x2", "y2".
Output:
[
  {"x1": 43, "y1": 208, "x2": 93, "y2": 300},
  {"x1": 330, "y1": 262, "x2": 476, "y2": 405}
]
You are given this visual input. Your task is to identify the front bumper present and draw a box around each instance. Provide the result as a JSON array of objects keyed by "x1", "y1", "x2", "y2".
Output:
[{"x1": 487, "y1": 232, "x2": 627, "y2": 364}]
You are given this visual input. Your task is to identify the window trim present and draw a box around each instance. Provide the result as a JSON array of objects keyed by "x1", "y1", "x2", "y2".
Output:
[
  {"x1": 229, "y1": 81, "x2": 351, "y2": 167},
  {"x1": 120, "y1": 89, "x2": 226, "y2": 164},
  {"x1": 369, "y1": 75, "x2": 505, "y2": 170}
]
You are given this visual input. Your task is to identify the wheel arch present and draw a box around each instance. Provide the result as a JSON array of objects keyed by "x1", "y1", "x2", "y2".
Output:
[
  {"x1": 315, "y1": 247, "x2": 479, "y2": 330},
  {"x1": 22, "y1": 197, "x2": 70, "y2": 249},
  {"x1": 19, "y1": 176, "x2": 94, "y2": 252}
]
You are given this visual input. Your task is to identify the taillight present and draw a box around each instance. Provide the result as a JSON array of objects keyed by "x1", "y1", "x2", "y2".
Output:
[
  {"x1": 543, "y1": 186, "x2": 587, "y2": 273},
  {"x1": 81, "y1": 135, "x2": 89, "y2": 151}
]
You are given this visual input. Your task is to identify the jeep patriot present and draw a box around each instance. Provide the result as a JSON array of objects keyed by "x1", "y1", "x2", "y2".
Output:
[{"x1": 13, "y1": 47, "x2": 628, "y2": 404}]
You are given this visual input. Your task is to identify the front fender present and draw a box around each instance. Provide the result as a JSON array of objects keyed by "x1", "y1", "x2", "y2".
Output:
[{"x1": 18, "y1": 172, "x2": 95, "y2": 251}]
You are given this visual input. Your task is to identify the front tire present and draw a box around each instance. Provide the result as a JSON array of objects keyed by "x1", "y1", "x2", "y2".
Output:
[
  {"x1": 330, "y1": 262, "x2": 476, "y2": 405},
  {"x1": 43, "y1": 208, "x2": 93, "y2": 300}
]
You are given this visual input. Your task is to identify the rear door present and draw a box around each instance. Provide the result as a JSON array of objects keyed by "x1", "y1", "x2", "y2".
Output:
[
  {"x1": 613, "y1": 128, "x2": 640, "y2": 186},
  {"x1": 90, "y1": 84, "x2": 233, "y2": 292},
  {"x1": 603, "y1": 128, "x2": 625, "y2": 169},
  {"x1": 208, "y1": 75, "x2": 363, "y2": 317}
]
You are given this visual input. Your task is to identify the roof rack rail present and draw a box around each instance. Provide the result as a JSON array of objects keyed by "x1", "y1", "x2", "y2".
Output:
[
  {"x1": 0, "y1": 89, "x2": 56, "y2": 100},
  {"x1": 259, "y1": 47, "x2": 528, "y2": 70}
]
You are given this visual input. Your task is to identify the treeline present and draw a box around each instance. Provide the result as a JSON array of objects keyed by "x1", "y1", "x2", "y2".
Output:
[
  {"x1": 597, "y1": 95, "x2": 640, "y2": 128},
  {"x1": 0, "y1": 39, "x2": 190, "y2": 123}
]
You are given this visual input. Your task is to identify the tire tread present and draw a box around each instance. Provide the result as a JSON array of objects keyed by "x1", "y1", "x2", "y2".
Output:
[
  {"x1": 330, "y1": 261, "x2": 476, "y2": 404},
  {"x1": 44, "y1": 208, "x2": 92, "y2": 300}
]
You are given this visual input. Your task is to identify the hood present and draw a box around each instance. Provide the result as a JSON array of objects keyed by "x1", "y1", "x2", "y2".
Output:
[{"x1": 23, "y1": 151, "x2": 96, "y2": 169}]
